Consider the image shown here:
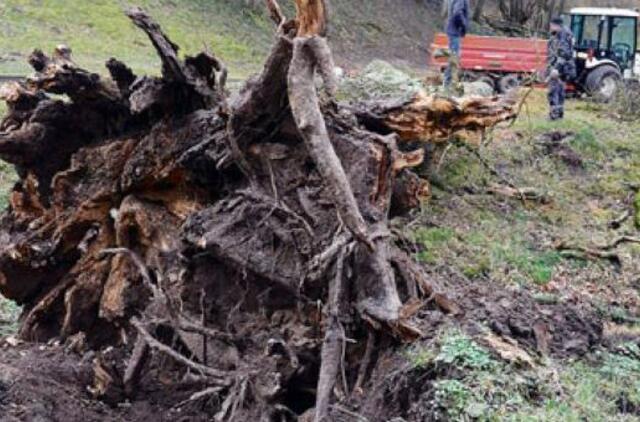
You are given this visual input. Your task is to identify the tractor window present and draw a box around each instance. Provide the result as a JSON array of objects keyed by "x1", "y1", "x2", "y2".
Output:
[
  {"x1": 575, "y1": 15, "x2": 608, "y2": 50},
  {"x1": 611, "y1": 17, "x2": 636, "y2": 70},
  {"x1": 611, "y1": 17, "x2": 636, "y2": 48},
  {"x1": 571, "y1": 15, "x2": 584, "y2": 44}
]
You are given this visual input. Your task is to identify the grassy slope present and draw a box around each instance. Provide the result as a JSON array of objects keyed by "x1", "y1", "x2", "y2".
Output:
[
  {"x1": 418, "y1": 91, "x2": 639, "y2": 293},
  {"x1": 0, "y1": 1, "x2": 440, "y2": 77},
  {"x1": 406, "y1": 90, "x2": 640, "y2": 420},
  {"x1": 0, "y1": 0, "x2": 274, "y2": 78}
]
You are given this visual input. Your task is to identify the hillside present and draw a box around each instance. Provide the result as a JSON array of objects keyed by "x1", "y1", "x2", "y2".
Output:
[
  {"x1": 2, "y1": 0, "x2": 636, "y2": 81},
  {"x1": 0, "y1": 0, "x2": 441, "y2": 78}
]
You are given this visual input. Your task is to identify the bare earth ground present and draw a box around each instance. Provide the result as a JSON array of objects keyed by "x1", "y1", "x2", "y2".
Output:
[
  {"x1": 1, "y1": 89, "x2": 639, "y2": 420},
  {"x1": 0, "y1": 282, "x2": 602, "y2": 421},
  {"x1": 0, "y1": 342, "x2": 216, "y2": 421}
]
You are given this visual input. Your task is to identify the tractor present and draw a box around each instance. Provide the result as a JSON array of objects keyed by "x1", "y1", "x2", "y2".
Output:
[
  {"x1": 569, "y1": 7, "x2": 639, "y2": 100},
  {"x1": 430, "y1": 7, "x2": 639, "y2": 101}
]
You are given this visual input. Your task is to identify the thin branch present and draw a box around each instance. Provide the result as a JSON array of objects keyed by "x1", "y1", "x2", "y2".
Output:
[
  {"x1": 265, "y1": 0, "x2": 286, "y2": 27},
  {"x1": 174, "y1": 386, "x2": 224, "y2": 409},
  {"x1": 131, "y1": 318, "x2": 233, "y2": 384},
  {"x1": 353, "y1": 329, "x2": 375, "y2": 394}
]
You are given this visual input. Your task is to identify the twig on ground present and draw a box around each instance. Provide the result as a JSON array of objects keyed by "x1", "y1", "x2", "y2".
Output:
[
  {"x1": 174, "y1": 386, "x2": 224, "y2": 410},
  {"x1": 487, "y1": 184, "x2": 549, "y2": 203},
  {"x1": 555, "y1": 235, "x2": 640, "y2": 265},
  {"x1": 123, "y1": 337, "x2": 149, "y2": 396},
  {"x1": 330, "y1": 404, "x2": 370, "y2": 421}
]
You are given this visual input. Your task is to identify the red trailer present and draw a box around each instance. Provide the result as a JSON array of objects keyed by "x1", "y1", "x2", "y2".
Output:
[{"x1": 430, "y1": 33, "x2": 548, "y2": 92}]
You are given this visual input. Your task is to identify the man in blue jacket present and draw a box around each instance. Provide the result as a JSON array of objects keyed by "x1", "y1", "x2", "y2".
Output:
[
  {"x1": 547, "y1": 16, "x2": 576, "y2": 120},
  {"x1": 444, "y1": 0, "x2": 470, "y2": 87}
]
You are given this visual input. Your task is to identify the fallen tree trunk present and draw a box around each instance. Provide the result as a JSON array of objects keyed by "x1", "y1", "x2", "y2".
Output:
[{"x1": 0, "y1": 3, "x2": 515, "y2": 419}]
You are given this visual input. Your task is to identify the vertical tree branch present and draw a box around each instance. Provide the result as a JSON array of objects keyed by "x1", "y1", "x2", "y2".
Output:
[
  {"x1": 314, "y1": 249, "x2": 346, "y2": 422},
  {"x1": 286, "y1": 0, "x2": 372, "y2": 249}
]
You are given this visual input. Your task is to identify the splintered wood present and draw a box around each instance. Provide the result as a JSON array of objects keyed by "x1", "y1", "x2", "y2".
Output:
[
  {"x1": 355, "y1": 92, "x2": 517, "y2": 144},
  {"x1": 0, "y1": 3, "x2": 515, "y2": 420},
  {"x1": 294, "y1": 0, "x2": 328, "y2": 36}
]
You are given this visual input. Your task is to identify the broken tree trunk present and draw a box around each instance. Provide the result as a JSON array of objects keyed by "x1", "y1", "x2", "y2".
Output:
[{"x1": 0, "y1": 4, "x2": 515, "y2": 420}]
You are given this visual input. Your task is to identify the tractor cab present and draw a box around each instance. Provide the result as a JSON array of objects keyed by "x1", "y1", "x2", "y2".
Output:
[{"x1": 569, "y1": 7, "x2": 639, "y2": 99}]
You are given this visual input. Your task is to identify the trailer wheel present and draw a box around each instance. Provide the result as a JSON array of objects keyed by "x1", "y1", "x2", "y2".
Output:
[
  {"x1": 586, "y1": 65, "x2": 622, "y2": 102},
  {"x1": 498, "y1": 74, "x2": 520, "y2": 93},
  {"x1": 477, "y1": 76, "x2": 496, "y2": 92}
]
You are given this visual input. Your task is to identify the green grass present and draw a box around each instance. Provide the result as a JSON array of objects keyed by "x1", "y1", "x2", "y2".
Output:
[
  {"x1": 634, "y1": 192, "x2": 640, "y2": 230},
  {"x1": 0, "y1": 161, "x2": 17, "y2": 210},
  {"x1": 0, "y1": 1, "x2": 441, "y2": 79},
  {"x1": 414, "y1": 89, "x2": 640, "y2": 290},
  {"x1": 415, "y1": 215, "x2": 564, "y2": 285},
  {"x1": 402, "y1": 89, "x2": 640, "y2": 420},
  {"x1": 0, "y1": 296, "x2": 20, "y2": 337},
  {"x1": 0, "y1": 130, "x2": 17, "y2": 337},
  {"x1": 406, "y1": 330, "x2": 640, "y2": 421},
  {"x1": 0, "y1": 0, "x2": 274, "y2": 78},
  {"x1": 507, "y1": 345, "x2": 640, "y2": 421}
]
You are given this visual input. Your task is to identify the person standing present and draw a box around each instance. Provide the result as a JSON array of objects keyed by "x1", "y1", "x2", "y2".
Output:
[
  {"x1": 443, "y1": 0, "x2": 470, "y2": 88},
  {"x1": 547, "y1": 16, "x2": 576, "y2": 120}
]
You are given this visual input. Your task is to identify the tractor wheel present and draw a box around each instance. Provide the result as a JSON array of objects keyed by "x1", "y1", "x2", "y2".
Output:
[
  {"x1": 585, "y1": 65, "x2": 622, "y2": 102},
  {"x1": 498, "y1": 74, "x2": 520, "y2": 93}
]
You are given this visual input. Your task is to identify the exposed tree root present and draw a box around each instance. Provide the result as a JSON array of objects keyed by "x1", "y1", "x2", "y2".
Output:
[
  {"x1": 288, "y1": 34, "x2": 372, "y2": 250},
  {"x1": 315, "y1": 248, "x2": 348, "y2": 421},
  {"x1": 353, "y1": 93, "x2": 517, "y2": 145},
  {"x1": 0, "y1": 3, "x2": 516, "y2": 418},
  {"x1": 353, "y1": 329, "x2": 376, "y2": 395}
]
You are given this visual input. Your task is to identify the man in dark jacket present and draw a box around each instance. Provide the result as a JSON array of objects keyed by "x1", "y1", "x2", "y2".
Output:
[
  {"x1": 547, "y1": 16, "x2": 576, "y2": 120},
  {"x1": 444, "y1": 0, "x2": 470, "y2": 87}
]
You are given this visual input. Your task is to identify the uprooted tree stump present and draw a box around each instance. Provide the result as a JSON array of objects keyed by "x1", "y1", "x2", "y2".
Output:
[{"x1": 0, "y1": 2, "x2": 516, "y2": 420}]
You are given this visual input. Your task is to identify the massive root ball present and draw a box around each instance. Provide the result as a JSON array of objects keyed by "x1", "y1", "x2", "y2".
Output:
[{"x1": 0, "y1": 3, "x2": 515, "y2": 420}]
